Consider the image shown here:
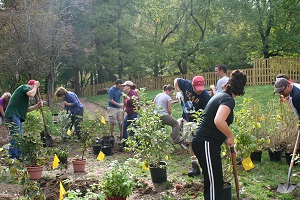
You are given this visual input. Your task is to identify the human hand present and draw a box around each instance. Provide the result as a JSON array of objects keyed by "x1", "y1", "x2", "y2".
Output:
[
  {"x1": 121, "y1": 92, "x2": 127, "y2": 98},
  {"x1": 226, "y1": 136, "x2": 234, "y2": 147},
  {"x1": 34, "y1": 81, "x2": 40, "y2": 87},
  {"x1": 119, "y1": 103, "x2": 123, "y2": 107}
]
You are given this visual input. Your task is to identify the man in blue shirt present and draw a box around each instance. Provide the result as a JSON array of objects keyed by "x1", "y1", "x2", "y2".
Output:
[
  {"x1": 55, "y1": 87, "x2": 84, "y2": 140},
  {"x1": 107, "y1": 79, "x2": 123, "y2": 138}
]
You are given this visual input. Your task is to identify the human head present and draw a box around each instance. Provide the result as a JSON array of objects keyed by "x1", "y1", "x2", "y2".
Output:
[
  {"x1": 223, "y1": 70, "x2": 247, "y2": 96},
  {"x1": 274, "y1": 78, "x2": 290, "y2": 95},
  {"x1": 163, "y1": 84, "x2": 175, "y2": 96},
  {"x1": 115, "y1": 79, "x2": 122, "y2": 89},
  {"x1": 27, "y1": 79, "x2": 36, "y2": 89},
  {"x1": 1, "y1": 92, "x2": 11, "y2": 103},
  {"x1": 192, "y1": 76, "x2": 205, "y2": 93},
  {"x1": 276, "y1": 74, "x2": 289, "y2": 80},
  {"x1": 55, "y1": 87, "x2": 68, "y2": 97},
  {"x1": 121, "y1": 80, "x2": 136, "y2": 92},
  {"x1": 215, "y1": 64, "x2": 227, "y2": 77}
]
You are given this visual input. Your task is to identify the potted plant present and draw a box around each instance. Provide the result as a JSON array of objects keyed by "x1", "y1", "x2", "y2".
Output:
[
  {"x1": 72, "y1": 112, "x2": 104, "y2": 172},
  {"x1": 260, "y1": 100, "x2": 288, "y2": 161},
  {"x1": 126, "y1": 88, "x2": 174, "y2": 183},
  {"x1": 53, "y1": 147, "x2": 70, "y2": 165},
  {"x1": 14, "y1": 110, "x2": 45, "y2": 179},
  {"x1": 98, "y1": 159, "x2": 135, "y2": 200}
]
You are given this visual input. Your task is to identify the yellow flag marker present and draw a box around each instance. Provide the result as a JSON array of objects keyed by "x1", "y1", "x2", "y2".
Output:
[
  {"x1": 97, "y1": 151, "x2": 105, "y2": 161},
  {"x1": 52, "y1": 154, "x2": 60, "y2": 169},
  {"x1": 142, "y1": 161, "x2": 149, "y2": 170},
  {"x1": 59, "y1": 181, "x2": 67, "y2": 200},
  {"x1": 242, "y1": 156, "x2": 255, "y2": 171},
  {"x1": 67, "y1": 129, "x2": 71, "y2": 135},
  {"x1": 101, "y1": 116, "x2": 106, "y2": 125}
]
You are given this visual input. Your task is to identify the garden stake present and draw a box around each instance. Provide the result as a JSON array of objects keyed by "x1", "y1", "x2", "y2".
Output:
[
  {"x1": 37, "y1": 88, "x2": 53, "y2": 147},
  {"x1": 230, "y1": 146, "x2": 241, "y2": 200},
  {"x1": 277, "y1": 129, "x2": 299, "y2": 193}
]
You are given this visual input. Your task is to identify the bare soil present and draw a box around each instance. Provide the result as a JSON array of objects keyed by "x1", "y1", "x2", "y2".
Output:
[{"x1": 0, "y1": 98, "x2": 202, "y2": 200}]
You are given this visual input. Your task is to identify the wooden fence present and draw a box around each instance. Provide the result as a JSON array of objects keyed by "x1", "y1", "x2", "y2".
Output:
[{"x1": 43, "y1": 58, "x2": 300, "y2": 101}]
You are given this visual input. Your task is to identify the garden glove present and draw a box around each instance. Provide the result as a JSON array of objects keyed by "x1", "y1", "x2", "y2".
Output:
[{"x1": 176, "y1": 92, "x2": 183, "y2": 103}]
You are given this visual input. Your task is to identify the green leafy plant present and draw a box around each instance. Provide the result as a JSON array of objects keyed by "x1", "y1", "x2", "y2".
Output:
[
  {"x1": 98, "y1": 159, "x2": 135, "y2": 198},
  {"x1": 14, "y1": 110, "x2": 45, "y2": 166},
  {"x1": 56, "y1": 110, "x2": 72, "y2": 139},
  {"x1": 77, "y1": 112, "x2": 105, "y2": 160},
  {"x1": 126, "y1": 88, "x2": 174, "y2": 167}
]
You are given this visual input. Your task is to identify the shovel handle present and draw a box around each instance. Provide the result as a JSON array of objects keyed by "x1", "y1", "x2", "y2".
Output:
[
  {"x1": 230, "y1": 146, "x2": 241, "y2": 200},
  {"x1": 37, "y1": 88, "x2": 48, "y2": 134}
]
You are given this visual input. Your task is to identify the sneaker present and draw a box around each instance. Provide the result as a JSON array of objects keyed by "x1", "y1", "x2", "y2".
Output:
[{"x1": 187, "y1": 161, "x2": 201, "y2": 177}]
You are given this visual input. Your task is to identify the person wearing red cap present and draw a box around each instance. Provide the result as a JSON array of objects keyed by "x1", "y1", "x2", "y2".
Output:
[
  {"x1": 174, "y1": 76, "x2": 210, "y2": 177},
  {"x1": 4, "y1": 80, "x2": 42, "y2": 159},
  {"x1": 210, "y1": 64, "x2": 229, "y2": 97}
]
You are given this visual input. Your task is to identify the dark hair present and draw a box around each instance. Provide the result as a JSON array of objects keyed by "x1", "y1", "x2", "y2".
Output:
[
  {"x1": 216, "y1": 64, "x2": 227, "y2": 74},
  {"x1": 130, "y1": 85, "x2": 136, "y2": 90},
  {"x1": 163, "y1": 84, "x2": 174, "y2": 91},
  {"x1": 223, "y1": 70, "x2": 247, "y2": 96},
  {"x1": 115, "y1": 79, "x2": 122, "y2": 85},
  {"x1": 276, "y1": 74, "x2": 289, "y2": 80}
]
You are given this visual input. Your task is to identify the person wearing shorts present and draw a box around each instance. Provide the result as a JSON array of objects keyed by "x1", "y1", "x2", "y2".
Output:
[{"x1": 107, "y1": 79, "x2": 123, "y2": 138}]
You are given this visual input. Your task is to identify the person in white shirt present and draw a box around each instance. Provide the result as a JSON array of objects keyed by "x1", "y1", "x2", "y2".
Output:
[
  {"x1": 210, "y1": 64, "x2": 229, "y2": 97},
  {"x1": 153, "y1": 84, "x2": 183, "y2": 145}
]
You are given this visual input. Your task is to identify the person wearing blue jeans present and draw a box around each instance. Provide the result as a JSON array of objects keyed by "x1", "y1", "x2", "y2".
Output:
[
  {"x1": 4, "y1": 80, "x2": 42, "y2": 159},
  {"x1": 121, "y1": 81, "x2": 138, "y2": 142}
]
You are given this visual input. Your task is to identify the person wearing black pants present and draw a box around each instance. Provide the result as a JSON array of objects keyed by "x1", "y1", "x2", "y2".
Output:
[{"x1": 192, "y1": 70, "x2": 247, "y2": 200}]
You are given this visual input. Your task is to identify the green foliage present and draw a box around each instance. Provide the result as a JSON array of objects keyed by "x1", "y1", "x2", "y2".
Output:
[
  {"x1": 22, "y1": 110, "x2": 44, "y2": 136},
  {"x1": 78, "y1": 112, "x2": 106, "y2": 160},
  {"x1": 231, "y1": 98, "x2": 267, "y2": 159},
  {"x1": 56, "y1": 110, "x2": 72, "y2": 139},
  {"x1": 126, "y1": 88, "x2": 174, "y2": 167},
  {"x1": 13, "y1": 134, "x2": 44, "y2": 166},
  {"x1": 98, "y1": 159, "x2": 135, "y2": 198},
  {"x1": 64, "y1": 189, "x2": 104, "y2": 200}
]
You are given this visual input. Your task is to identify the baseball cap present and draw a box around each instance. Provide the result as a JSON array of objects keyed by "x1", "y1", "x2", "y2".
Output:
[
  {"x1": 121, "y1": 80, "x2": 134, "y2": 86},
  {"x1": 274, "y1": 78, "x2": 289, "y2": 93},
  {"x1": 192, "y1": 76, "x2": 205, "y2": 92},
  {"x1": 28, "y1": 80, "x2": 35, "y2": 85}
]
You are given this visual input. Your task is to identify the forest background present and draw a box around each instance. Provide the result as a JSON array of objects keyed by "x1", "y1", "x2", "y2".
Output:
[{"x1": 0, "y1": 0, "x2": 299, "y2": 104}]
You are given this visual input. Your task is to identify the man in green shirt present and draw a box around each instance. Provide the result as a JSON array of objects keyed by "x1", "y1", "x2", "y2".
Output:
[{"x1": 4, "y1": 80, "x2": 42, "y2": 159}]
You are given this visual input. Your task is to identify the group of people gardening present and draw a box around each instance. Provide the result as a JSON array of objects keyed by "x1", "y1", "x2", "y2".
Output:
[{"x1": 4, "y1": 64, "x2": 299, "y2": 199}]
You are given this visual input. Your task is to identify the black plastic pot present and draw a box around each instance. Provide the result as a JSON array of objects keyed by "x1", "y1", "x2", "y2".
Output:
[
  {"x1": 92, "y1": 145, "x2": 102, "y2": 155},
  {"x1": 268, "y1": 150, "x2": 282, "y2": 162},
  {"x1": 250, "y1": 150, "x2": 262, "y2": 162},
  {"x1": 102, "y1": 145, "x2": 113, "y2": 156},
  {"x1": 284, "y1": 152, "x2": 298, "y2": 166},
  {"x1": 150, "y1": 161, "x2": 167, "y2": 183},
  {"x1": 222, "y1": 182, "x2": 232, "y2": 200}
]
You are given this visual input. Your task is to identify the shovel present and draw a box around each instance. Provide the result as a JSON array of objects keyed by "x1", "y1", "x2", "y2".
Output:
[
  {"x1": 230, "y1": 146, "x2": 241, "y2": 200},
  {"x1": 37, "y1": 88, "x2": 53, "y2": 147},
  {"x1": 277, "y1": 129, "x2": 300, "y2": 193}
]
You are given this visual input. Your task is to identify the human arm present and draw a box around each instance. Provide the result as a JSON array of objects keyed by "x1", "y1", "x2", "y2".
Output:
[
  {"x1": 174, "y1": 78, "x2": 183, "y2": 100},
  {"x1": 26, "y1": 81, "x2": 40, "y2": 98},
  {"x1": 27, "y1": 101, "x2": 43, "y2": 112},
  {"x1": 0, "y1": 105, "x2": 4, "y2": 117},
  {"x1": 214, "y1": 105, "x2": 234, "y2": 147},
  {"x1": 167, "y1": 100, "x2": 172, "y2": 115},
  {"x1": 109, "y1": 99, "x2": 123, "y2": 107}
]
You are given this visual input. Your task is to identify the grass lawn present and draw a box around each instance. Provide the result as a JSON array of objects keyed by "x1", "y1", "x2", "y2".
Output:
[{"x1": 85, "y1": 84, "x2": 300, "y2": 199}]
